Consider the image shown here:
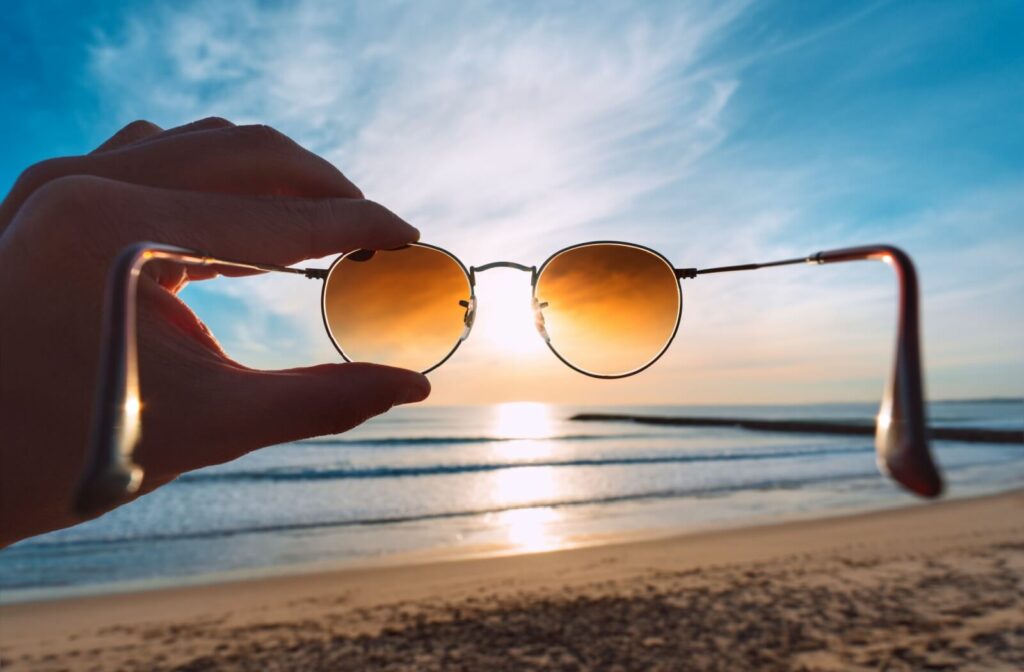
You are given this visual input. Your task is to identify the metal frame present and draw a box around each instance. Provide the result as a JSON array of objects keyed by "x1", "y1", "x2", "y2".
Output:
[
  {"x1": 469, "y1": 260, "x2": 536, "y2": 285},
  {"x1": 74, "y1": 242, "x2": 325, "y2": 516},
  {"x1": 320, "y1": 243, "x2": 476, "y2": 375},
  {"x1": 532, "y1": 241, "x2": 684, "y2": 379},
  {"x1": 75, "y1": 239, "x2": 941, "y2": 519}
]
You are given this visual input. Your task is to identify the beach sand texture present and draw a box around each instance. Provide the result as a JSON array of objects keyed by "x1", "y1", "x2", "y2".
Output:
[{"x1": 2, "y1": 490, "x2": 1022, "y2": 671}]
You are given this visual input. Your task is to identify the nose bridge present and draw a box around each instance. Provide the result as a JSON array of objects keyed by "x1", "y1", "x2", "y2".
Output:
[
  {"x1": 469, "y1": 261, "x2": 537, "y2": 286},
  {"x1": 460, "y1": 262, "x2": 549, "y2": 347}
]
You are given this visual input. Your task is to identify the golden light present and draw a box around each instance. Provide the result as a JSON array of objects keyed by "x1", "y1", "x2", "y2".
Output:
[
  {"x1": 491, "y1": 402, "x2": 557, "y2": 459},
  {"x1": 492, "y1": 401, "x2": 555, "y2": 439},
  {"x1": 124, "y1": 394, "x2": 142, "y2": 418},
  {"x1": 488, "y1": 403, "x2": 568, "y2": 554},
  {"x1": 497, "y1": 506, "x2": 562, "y2": 553},
  {"x1": 491, "y1": 465, "x2": 559, "y2": 507},
  {"x1": 122, "y1": 391, "x2": 143, "y2": 451},
  {"x1": 876, "y1": 407, "x2": 892, "y2": 433},
  {"x1": 472, "y1": 273, "x2": 547, "y2": 355}
]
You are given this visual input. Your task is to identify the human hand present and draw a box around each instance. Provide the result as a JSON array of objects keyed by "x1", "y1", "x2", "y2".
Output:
[{"x1": 0, "y1": 118, "x2": 430, "y2": 547}]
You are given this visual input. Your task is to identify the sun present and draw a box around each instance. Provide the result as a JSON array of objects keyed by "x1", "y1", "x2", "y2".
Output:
[{"x1": 470, "y1": 272, "x2": 548, "y2": 355}]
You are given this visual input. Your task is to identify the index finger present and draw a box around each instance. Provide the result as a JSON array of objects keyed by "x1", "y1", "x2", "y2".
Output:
[
  {"x1": 3, "y1": 123, "x2": 363, "y2": 238},
  {"x1": 87, "y1": 177, "x2": 419, "y2": 267}
]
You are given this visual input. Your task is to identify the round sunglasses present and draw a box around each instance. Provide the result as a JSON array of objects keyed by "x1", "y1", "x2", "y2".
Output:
[
  {"x1": 75, "y1": 239, "x2": 942, "y2": 517},
  {"x1": 320, "y1": 241, "x2": 683, "y2": 378}
]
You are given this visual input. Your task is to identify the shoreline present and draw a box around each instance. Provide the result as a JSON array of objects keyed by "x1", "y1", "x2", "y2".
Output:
[
  {"x1": 4, "y1": 479, "x2": 1009, "y2": 606},
  {"x1": 1, "y1": 481, "x2": 1018, "y2": 605},
  {"x1": 7, "y1": 399, "x2": 1020, "y2": 611},
  {"x1": 2, "y1": 489, "x2": 1022, "y2": 670}
]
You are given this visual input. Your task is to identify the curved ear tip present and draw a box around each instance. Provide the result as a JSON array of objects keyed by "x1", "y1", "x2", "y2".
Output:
[
  {"x1": 902, "y1": 473, "x2": 944, "y2": 499},
  {"x1": 885, "y1": 459, "x2": 944, "y2": 499},
  {"x1": 877, "y1": 415, "x2": 943, "y2": 498}
]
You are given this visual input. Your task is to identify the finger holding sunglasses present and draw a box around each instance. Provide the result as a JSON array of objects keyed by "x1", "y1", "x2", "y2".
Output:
[
  {"x1": 89, "y1": 119, "x2": 165, "y2": 153},
  {"x1": 63, "y1": 177, "x2": 412, "y2": 288},
  {"x1": 0, "y1": 119, "x2": 361, "y2": 234},
  {"x1": 127, "y1": 278, "x2": 430, "y2": 490},
  {"x1": 0, "y1": 162, "x2": 425, "y2": 547},
  {"x1": 83, "y1": 116, "x2": 332, "y2": 287}
]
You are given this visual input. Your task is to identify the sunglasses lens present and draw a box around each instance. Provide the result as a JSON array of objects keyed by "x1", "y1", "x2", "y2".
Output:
[
  {"x1": 534, "y1": 243, "x2": 681, "y2": 377},
  {"x1": 322, "y1": 245, "x2": 472, "y2": 373}
]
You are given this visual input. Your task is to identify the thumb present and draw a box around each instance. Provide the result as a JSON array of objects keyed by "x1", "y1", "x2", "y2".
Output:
[{"x1": 193, "y1": 362, "x2": 430, "y2": 466}]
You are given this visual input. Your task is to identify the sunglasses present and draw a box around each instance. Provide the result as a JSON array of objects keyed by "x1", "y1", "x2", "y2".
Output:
[
  {"x1": 321, "y1": 241, "x2": 683, "y2": 378},
  {"x1": 76, "y1": 240, "x2": 942, "y2": 517}
]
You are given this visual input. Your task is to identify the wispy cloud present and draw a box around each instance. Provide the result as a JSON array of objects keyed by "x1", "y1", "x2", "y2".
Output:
[
  {"x1": 89, "y1": 1, "x2": 746, "y2": 255},
  {"x1": 84, "y1": 1, "x2": 1024, "y2": 403}
]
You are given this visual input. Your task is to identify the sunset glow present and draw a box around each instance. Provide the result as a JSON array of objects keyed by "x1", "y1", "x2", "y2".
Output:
[
  {"x1": 491, "y1": 402, "x2": 555, "y2": 440},
  {"x1": 472, "y1": 273, "x2": 543, "y2": 356},
  {"x1": 490, "y1": 402, "x2": 557, "y2": 460}
]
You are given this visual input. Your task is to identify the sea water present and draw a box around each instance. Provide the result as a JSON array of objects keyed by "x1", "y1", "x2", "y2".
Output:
[{"x1": 1, "y1": 400, "x2": 1021, "y2": 601}]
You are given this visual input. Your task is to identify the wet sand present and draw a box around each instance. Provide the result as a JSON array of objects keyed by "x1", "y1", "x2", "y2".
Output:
[{"x1": 2, "y1": 490, "x2": 1022, "y2": 671}]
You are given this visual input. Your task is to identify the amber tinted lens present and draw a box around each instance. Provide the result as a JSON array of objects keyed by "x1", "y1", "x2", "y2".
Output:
[
  {"x1": 323, "y1": 245, "x2": 472, "y2": 372},
  {"x1": 534, "y1": 243, "x2": 680, "y2": 376}
]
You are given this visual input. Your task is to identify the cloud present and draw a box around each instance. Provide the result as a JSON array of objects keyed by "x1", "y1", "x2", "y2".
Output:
[
  {"x1": 88, "y1": 0, "x2": 756, "y2": 364},
  {"x1": 89, "y1": 2, "x2": 747, "y2": 255},
  {"x1": 84, "y1": 1, "x2": 1024, "y2": 402}
]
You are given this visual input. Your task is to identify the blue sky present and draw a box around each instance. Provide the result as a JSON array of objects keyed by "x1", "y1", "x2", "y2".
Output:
[{"x1": 2, "y1": 0, "x2": 1022, "y2": 404}]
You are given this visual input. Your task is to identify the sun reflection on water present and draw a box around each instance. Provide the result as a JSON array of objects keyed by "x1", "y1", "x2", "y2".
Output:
[
  {"x1": 497, "y1": 507, "x2": 562, "y2": 552},
  {"x1": 492, "y1": 465, "x2": 558, "y2": 503},
  {"x1": 492, "y1": 401, "x2": 555, "y2": 439},
  {"x1": 490, "y1": 463, "x2": 567, "y2": 552},
  {"x1": 492, "y1": 401, "x2": 558, "y2": 460},
  {"x1": 488, "y1": 403, "x2": 569, "y2": 552}
]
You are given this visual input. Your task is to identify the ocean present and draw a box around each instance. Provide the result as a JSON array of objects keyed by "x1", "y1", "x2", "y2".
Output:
[{"x1": 1, "y1": 400, "x2": 1021, "y2": 602}]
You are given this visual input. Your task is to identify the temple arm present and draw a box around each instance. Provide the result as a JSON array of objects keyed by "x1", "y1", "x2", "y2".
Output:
[
  {"x1": 74, "y1": 242, "x2": 325, "y2": 517},
  {"x1": 677, "y1": 244, "x2": 942, "y2": 498}
]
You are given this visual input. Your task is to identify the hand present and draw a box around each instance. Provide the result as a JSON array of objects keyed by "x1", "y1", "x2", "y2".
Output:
[{"x1": 0, "y1": 118, "x2": 431, "y2": 547}]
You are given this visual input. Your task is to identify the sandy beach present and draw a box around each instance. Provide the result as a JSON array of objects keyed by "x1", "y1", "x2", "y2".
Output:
[{"x1": 0, "y1": 489, "x2": 1020, "y2": 670}]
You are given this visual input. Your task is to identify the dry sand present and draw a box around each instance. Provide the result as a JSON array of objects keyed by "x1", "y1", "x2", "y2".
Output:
[{"x1": 1, "y1": 490, "x2": 1022, "y2": 671}]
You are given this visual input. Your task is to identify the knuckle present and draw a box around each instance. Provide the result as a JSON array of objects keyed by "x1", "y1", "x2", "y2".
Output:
[
  {"x1": 120, "y1": 119, "x2": 161, "y2": 135},
  {"x1": 13, "y1": 157, "x2": 71, "y2": 198},
  {"x1": 21, "y1": 175, "x2": 122, "y2": 242},
  {"x1": 27, "y1": 174, "x2": 109, "y2": 215},
  {"x1": 233, "y1": 123, "x2": 294, "y2": 150},
  {"x1": 195, "y1": 115, "x2": 234, "y2": 128}
]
